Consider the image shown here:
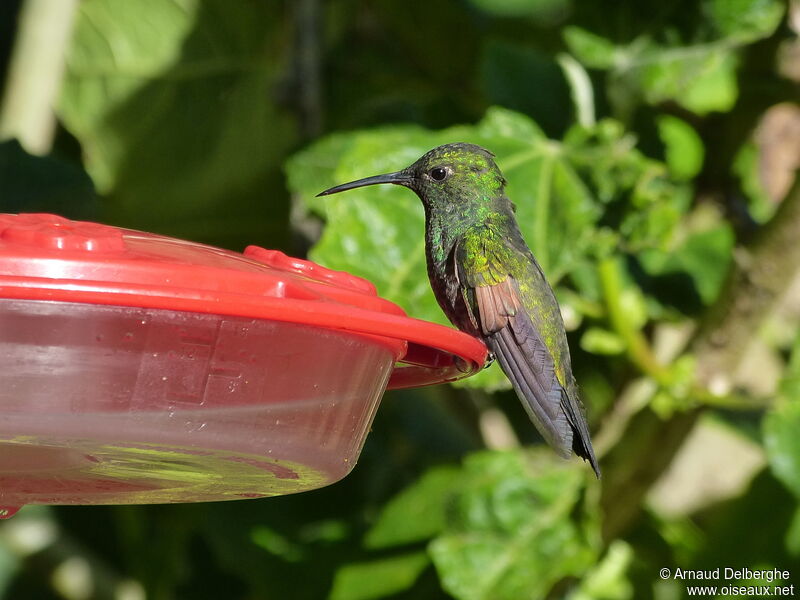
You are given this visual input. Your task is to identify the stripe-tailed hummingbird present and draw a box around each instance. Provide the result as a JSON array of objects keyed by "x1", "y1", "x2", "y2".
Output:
[{"x1": 318, "y1": 143, "x2": 600, "y2": 478}]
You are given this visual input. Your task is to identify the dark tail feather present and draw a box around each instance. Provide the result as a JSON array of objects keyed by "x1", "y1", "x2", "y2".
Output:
[
  {"x1": 562, "y1": 388, "x2": 601, "y2": 478},
  {"x1": 488, "y1": 326, "x2": 573, "y2": 457},
  {"x1": 488, "y1": 321, "x2": 601, "y2": 478}
]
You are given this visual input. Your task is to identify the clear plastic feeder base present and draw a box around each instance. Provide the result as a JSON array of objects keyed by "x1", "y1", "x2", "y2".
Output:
[{"x1": 0, "y1": 299, "x2": 393, "y2": 510}]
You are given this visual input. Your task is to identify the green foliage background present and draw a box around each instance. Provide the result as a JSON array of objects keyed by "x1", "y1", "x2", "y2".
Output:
[{"x1": 0, "y1": 0, "x2": 799, "y2": 598}]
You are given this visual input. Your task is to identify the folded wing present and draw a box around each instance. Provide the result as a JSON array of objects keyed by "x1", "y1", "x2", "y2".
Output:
[
  {"x1": 474, "y1": 277, "x2": 574, "y2": 457},
  {"x1": 455, "y1": 233, "x2": 600, "y2": 476}
]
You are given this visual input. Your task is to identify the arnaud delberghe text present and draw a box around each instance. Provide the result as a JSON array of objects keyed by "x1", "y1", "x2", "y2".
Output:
[{"x1": 672, "y1": 568, "x2": 791, "y2": 582}]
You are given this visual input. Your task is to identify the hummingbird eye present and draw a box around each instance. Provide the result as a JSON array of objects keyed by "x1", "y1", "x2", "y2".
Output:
[{"x1": 429, "y1": 167, "x2": 449, "y2": 182}]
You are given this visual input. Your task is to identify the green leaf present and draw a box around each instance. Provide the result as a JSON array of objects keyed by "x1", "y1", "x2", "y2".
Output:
[
  {"x1": 581, "y1": 327, "x2": 626, "y2": 355},
  {"x1": 251, "y1": 527, "x2": 306, "y2": 563},
  {"x1": 364, "y1": 466, "x2": 461, "y2": 549},
  {"x1": 676, "y1": 52, "x2": 740, "y2": 115},
  {"x1": 764, "y1": 336, "x2": 800, "y2": 497},
  {"x1": 563, "y1": 27, "x2": 617, "y2": 69},
  {"x1": 638, "y1": 46, "x2": 739, "y2": 115},
  {"x1": 618, "y1": 287, "x2": 648, "y2": 330},
  {"x1": 638, "y1": 225, "x2": 735, "y2": 306},
  {"x1": 564, "y1": 120, "x2": 691, "y2": 252},
  {"x1": 569, "y1": 540, "x2": 634, "y2": 600},
  {"x1": 704, "y1": 0, "x2": 785, "y2": 42},
  {"x1": 734, "y1": 141, "x2": 777, "y2": 223},
  {"x1": 569, "y1": 260, "x2": 605, "y2": 303},
  {"x1": 650, "y1": 354, "x2": 698, "y2": 417},
  {"x1": 657, "y1": 116, "x2": 705, "y2": 180},
  {"x1": 428, "y1": 450, "x2": 599, "y2": 600},
  {"x1": 58, "y1": 0, "x2": 295, "y2": 243},
  {"x1": 328, "y1": 552, "x2": 430, "y2": 600}
]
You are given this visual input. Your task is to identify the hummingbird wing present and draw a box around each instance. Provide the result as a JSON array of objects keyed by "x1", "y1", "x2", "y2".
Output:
[{"x1": 454, "y1": 233, "x2": 600, "y2": 476}]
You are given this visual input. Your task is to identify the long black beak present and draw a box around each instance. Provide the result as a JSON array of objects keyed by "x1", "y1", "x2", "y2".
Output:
[{"x1": 316, "y1": 170, "x2": 413, "y2": 197}]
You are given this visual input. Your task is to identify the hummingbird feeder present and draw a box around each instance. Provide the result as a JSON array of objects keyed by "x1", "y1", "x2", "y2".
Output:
[{"x1": 0, "y1": 213, "x2": 487, "y2": 517}]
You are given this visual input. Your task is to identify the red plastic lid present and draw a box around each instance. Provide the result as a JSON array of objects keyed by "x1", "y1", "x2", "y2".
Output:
[{"x1": 0, "y1": 213, "x2": 487, "y2": 388}]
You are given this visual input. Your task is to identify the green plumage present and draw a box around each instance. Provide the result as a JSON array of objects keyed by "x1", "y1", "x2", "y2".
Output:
[{"x1": 318, "y1": 143, "x2": 600, "y2": 477}]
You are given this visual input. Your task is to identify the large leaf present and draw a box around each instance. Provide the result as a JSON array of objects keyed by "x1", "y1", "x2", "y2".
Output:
[
  {"x1": 364, "y1": 465, "x2": 461, "y2": 549},
  {"x1": 287, "y1": 108, "x2": 690, "y2": 390},
  {"x1": 333, "y1": 449, "x2": 600, "y2": 600},
  {"x1": 428, "y1": 450, "x2": 599, "y2": 600},
  {"x1": 288, "y1": 108, "x2": 596, "y2": 389},
  {"x1": 58, "y1": 0, "x2": 295, "y2": 244}
]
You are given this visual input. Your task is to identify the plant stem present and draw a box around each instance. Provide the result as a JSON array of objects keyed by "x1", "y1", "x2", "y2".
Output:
[
  {"x1": 0, "y1": 0, "x2": 80, "y2": 155},
  {"x1": 557, "y1": 53, "x2": 595, "y2": 128},
  {"x1": 597, "y1": 256, "x2": 670, "y2": 384}
]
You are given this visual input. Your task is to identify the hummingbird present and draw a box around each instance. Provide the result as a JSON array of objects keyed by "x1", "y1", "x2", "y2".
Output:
[{"x1": 317, "y1": 143, "x2": 600, "y2": 477}]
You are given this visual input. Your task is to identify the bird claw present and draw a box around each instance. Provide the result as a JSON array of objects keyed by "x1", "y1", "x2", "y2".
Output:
[{"x1": 483, "y1": 351, "x2": 496, "y2": 369}]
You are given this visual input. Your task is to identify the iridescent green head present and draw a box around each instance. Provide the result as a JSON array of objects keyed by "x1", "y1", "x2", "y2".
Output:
[{"x1": 317, "y1": 143, "x2": 508, "y2": 213}]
